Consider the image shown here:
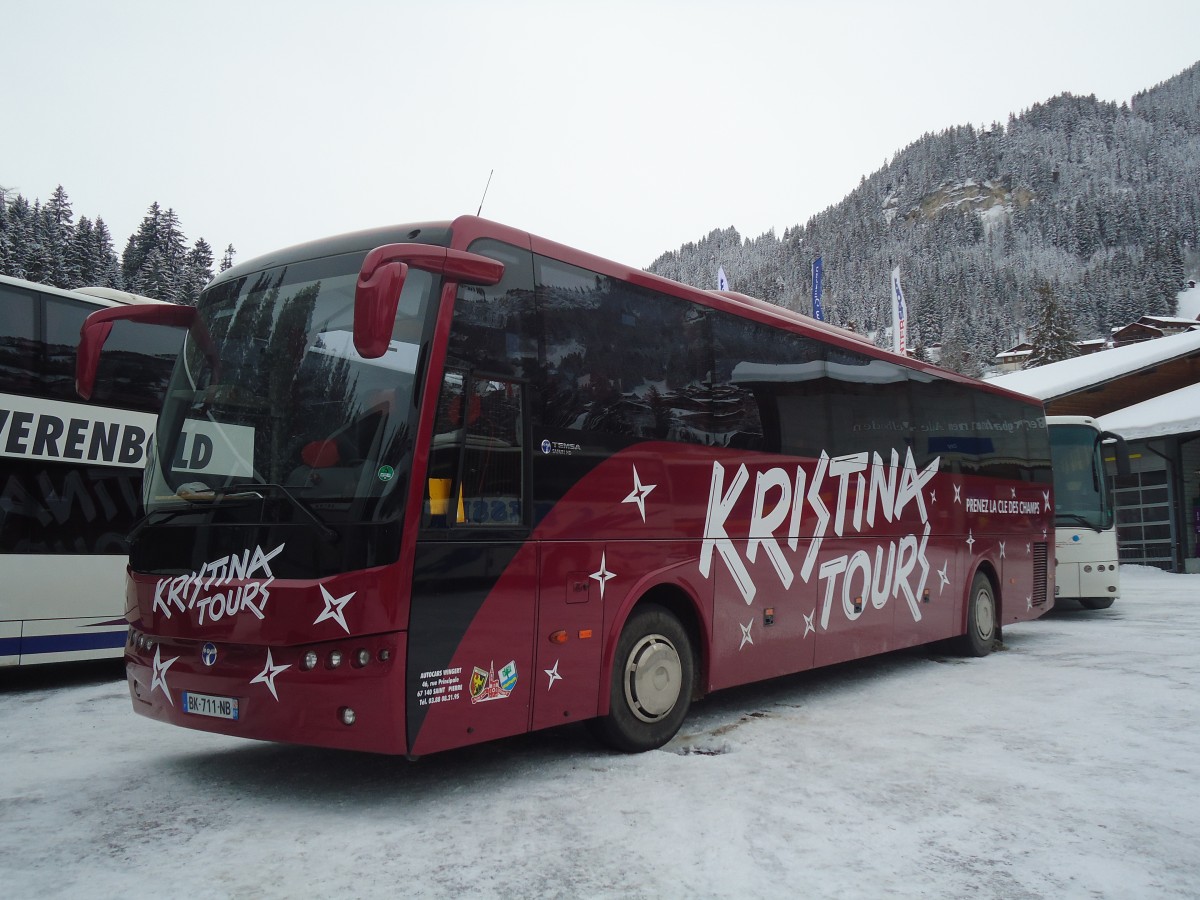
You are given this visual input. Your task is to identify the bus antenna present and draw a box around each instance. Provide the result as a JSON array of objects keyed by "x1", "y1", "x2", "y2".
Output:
[{"x1": 476, "y1": 169, "x2": 494, "y2": 217}]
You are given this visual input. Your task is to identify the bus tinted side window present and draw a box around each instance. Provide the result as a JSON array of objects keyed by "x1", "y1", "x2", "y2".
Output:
[
  {"x1": 92, "y1": 320, "x2": 184, "y2": 413},
  {"x1": 42, "y1": 297, "x2": 89, "y2": 402},
  {"x1": 711, "y1": 312, "x2": 824, "y2": 455},
  {"x1": 913, "y1": 380, "x2": 981, "y2": 475},
  {"x1": 713, "y1": 315, "x2": 920, "y2": 461},
  {"x1": 450, "y1": 239, "x2": 537, "y2": 382},
  {"x1": 0, "y1": 284, "x2": 38, "y2": 395},
  {"x1": 534, "y1": 258, "x2": 712, "y2": 444},
  {"x1": 974, "y1": 391, "x2": 1051, "y2": 483},
  {"x1": 5, "y1": 291, "x2": 180, "y2": 413}
]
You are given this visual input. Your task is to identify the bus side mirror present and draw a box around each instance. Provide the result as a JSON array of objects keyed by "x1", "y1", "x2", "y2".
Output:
[
  {"x1": 1102, "y1": 431, "x2": 1131, "y2": 478},
  {"x1": 354, "y1": 243, "x2": 505, "y2": 359},
  {"x1": 77, "y1": 303, "x2": 212, "y2": 400},
  {"x1": 354, "y1": 260, "x2": 409, "y2": 359}
]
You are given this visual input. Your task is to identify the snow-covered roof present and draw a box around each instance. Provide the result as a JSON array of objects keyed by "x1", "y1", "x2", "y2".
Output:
[
  {"x1": 989, "y1": 328, "x2": 1200, "y2": 400},
  {"x1": 1139, "y1": 316, "x2": 1200, "y2": 327},
  {"x1": 1097, "y1": 381, "x2": 1200, "y2": 440}
]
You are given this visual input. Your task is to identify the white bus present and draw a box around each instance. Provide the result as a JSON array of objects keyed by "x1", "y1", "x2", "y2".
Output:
[
  {"x1": 0, "y1": 275, "x2": 182, "y2": 665},
  {"x1": 1048, "y1": 415, "x2": 1129, "y2": 610}
]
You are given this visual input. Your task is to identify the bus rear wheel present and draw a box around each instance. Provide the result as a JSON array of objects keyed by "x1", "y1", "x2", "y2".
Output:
[
  {"x1": 958, "y1": 573, "x2": 998, "y2": 657},
  {"x1": 592, "y1": 604, "x2": 694, "y2": 753},
  {"x1": 1080, "y1": 597, "x2": 1115, "y2": 610}
]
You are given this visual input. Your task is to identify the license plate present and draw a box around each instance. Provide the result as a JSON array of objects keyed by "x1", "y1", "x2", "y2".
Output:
[{"x1": 182, "y1": 691, "x2": 239, "y2": 720}]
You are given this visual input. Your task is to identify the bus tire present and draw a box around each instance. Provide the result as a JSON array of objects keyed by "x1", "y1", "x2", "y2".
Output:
[
  {"x1": 958, "y1": 572, "x2": 998, "y2": 657},
  {"x1": 592, "y1": 604, "x2": 694, "y2": 753},
  {"x1": 1080, "y1": 597, "x2": 1115, "y2": 610}
]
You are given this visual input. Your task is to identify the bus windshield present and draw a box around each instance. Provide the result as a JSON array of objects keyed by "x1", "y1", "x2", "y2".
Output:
[
  {"x1": 1049, "y1": 423, "x2": 1110, "y2": 531},
  {"x1": 145, "y1": 251, "x2": 436, "y2": 523}
]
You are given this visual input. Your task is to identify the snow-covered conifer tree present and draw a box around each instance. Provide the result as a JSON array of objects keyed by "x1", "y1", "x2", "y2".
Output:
[{"x1": 1023, "y1": 282, "x2": 1080, "y2": 369}]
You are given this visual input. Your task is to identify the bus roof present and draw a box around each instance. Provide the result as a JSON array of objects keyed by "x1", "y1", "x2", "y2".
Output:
[
  {"x1": 0, "y1": 274, "x2": 164, "y2": 309},
  {"x1": 1045, "y1": 415, "x2": 1102, "y2": 428},
  {"x1": 73, "y1": 286, "x2": 162, "y2": 306},
  {"x1": 205, "y1": 216, "x2": 1044, "y2": 409}
]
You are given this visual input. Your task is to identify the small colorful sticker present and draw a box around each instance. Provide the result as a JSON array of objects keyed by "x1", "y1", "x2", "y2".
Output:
[
  {"x1": 470, "y1": 667, "x2": 488, "y2": 697},
  {"x1": 377, "y1": 465, "x2": 395, "y2": 483},
  {"x1": 469, "y1": 660, "x2": 517, "y2": 704},
  {"x1": 499, "y1": 660, "x2": 518, "y2": 692}
]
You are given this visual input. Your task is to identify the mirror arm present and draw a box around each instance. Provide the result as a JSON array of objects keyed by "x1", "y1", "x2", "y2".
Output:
[{"x1": 359, "y1": 244, "x2": 504, "y2": 287}]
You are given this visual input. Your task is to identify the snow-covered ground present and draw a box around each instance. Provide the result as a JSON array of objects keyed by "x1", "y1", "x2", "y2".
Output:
[{"x1": 3, "y1": 567, "x2": 1199, "y2": 899}]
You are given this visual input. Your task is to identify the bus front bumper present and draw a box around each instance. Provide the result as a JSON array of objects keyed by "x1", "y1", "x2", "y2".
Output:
[{"x1": 124, "y1": 629, "x2": 408, "y2": 755}]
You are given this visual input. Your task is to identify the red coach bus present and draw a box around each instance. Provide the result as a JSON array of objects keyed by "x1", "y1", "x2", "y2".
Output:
[{"x1": 77, "y1": 216, "x2": 1054, "y2": 756}]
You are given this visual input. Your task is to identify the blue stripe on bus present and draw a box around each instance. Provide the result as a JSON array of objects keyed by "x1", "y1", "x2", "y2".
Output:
[{"x1": 14, "y1": 629, "x2": 128, "y2": 657}]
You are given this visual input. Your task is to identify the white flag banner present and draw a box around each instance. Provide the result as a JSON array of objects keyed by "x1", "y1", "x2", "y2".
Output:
[
  {"x1": 891, "y1": 266, "x2": 907, "y2": 355},
  {"x1": 717, "y1": 266, "x2": 729, "y2": 291}
]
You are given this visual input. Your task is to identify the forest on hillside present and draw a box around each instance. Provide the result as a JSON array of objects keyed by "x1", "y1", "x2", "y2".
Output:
[
  {"x1": 0, "y1": 185, "x2": 232, "y2": 305},
  {"x1": 649, "y1": 61, "x2": 1200, "y2": 374},
  {"x1": 6, "y1": 63, "x2": 1199, "y2": 368}
]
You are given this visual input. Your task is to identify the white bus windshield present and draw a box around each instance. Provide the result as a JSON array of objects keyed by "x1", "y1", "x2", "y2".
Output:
[{"x1": 1049, "y1": 423, "x2": 1110, "y2": 531}]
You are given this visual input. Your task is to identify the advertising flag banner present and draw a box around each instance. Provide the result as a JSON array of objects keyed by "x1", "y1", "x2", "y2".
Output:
[
  {"x1": 891, "y1": 266, "x2": 907, "y2": 355},
  {"x1": 717, "y1": 267, "x2": 729, "y2": 291},
  {"x1": 812, "y1": 257, "x2": 824, "y2": 321}
]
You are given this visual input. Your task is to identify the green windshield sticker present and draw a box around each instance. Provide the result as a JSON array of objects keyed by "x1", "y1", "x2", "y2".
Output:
[{"x1": 377, "y1": 465, "x2": 395, "y2": 483}]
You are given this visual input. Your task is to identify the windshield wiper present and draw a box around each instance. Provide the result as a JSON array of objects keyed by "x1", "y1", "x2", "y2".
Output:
[
  {"x1": 126, "y1": 507, "x2": 201, "y2": 543},
  {"x1": 176, "y1": 482, "x2": 339, "y2": 542}
]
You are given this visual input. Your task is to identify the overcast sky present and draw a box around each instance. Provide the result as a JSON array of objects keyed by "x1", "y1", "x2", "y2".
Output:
[{"x1": 5, "y1": 1, "x2": 1199, "y2": 272}]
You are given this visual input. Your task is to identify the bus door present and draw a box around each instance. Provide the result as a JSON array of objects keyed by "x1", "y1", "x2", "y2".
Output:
[{"x1": 407, "y1": 372, "x2": 537, "y2": 755}]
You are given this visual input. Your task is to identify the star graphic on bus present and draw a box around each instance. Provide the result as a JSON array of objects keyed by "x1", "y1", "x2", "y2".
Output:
[
  {"x1": 151, "y1": 645, "x2": 179, "y2": 706},
  {"x1": 965, "y1": 530, "x2": 975, "y2": 550},
  {"x1": 314, "y1": 585, "x2": 356, "y2": 633},
  {"x1": 929, "y1": 490, "x2": 936, "y2": 506},
  {"x1": 999, "y1": 541, "x2": 1006, "y2": 559},
  {"x1": 590, "y1": 552, "x2": 616, "y2": 599},
  {"x1": 1043, "y1": 490, "x2": 1051, "y2": 512},
  {"x1": 250, "y1": 648, "x2": 291, "y2": 701},
  {"x1": 954, "y1": 484, "x2": 962, "y2": 504},
  {"x1": 938, "y1": 561, "x2": 950, "y2": 594},
  {"x1": 622, "y1": 465, "x2": 656, "y2": 523},
  {"x1": 739, "y1": 619, "x2": 754, "y2": 650},
  {"x1": 544, "y1": 659, "x2": 562, "y2": 690},
  {"x1": 803, "y1": 610, "x2": 815, "y2": 638}
]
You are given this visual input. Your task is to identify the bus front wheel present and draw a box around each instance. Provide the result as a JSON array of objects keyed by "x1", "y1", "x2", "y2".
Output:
[
  {"x1": 1080, "y1": 597, "x2": 1115, "y2": 610},
  {"x1": 592, "y1": 604, "x2": 694, "y2": 753},
  {"x1": 959, "y1": 573, "x2": 998, "y2": 657}
]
